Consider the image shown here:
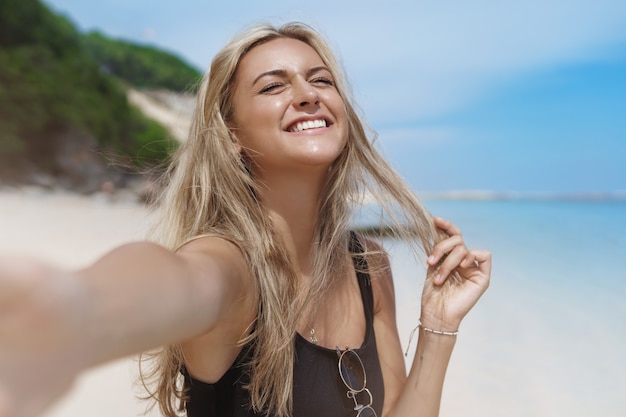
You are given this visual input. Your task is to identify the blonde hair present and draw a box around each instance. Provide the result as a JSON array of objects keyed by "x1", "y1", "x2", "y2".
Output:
[{"x1": 140, "y1": 22, "x2": 455, "y2": 417}]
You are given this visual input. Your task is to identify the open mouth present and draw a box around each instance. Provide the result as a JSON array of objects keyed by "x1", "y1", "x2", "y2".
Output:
[{"x1": 288, "y1": 119, "x2": 328, "y2": 133}]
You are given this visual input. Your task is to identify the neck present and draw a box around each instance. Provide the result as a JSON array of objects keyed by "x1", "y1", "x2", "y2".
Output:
[{"x1": 257, "y1": 169, "x2": 328, "y2": 275}]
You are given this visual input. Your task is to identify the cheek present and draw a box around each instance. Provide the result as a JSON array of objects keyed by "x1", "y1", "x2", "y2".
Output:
[
  {"x1": 247, "y1": 100, "x2": 285, "y2": 132},
  {"x1": 261, "y1": 100, "x2": 283, "y2": 120},
  {"x1": 233, "y1": 105, "x2": 281, "y2": 149}
]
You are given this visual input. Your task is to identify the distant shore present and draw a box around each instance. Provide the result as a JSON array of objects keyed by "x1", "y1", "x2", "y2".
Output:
[
  {"x1": 418, "y1": 189, "x2": 626, "y2": 201},
  {"x1": 4, "y1": 184, "x2": 625, "y2": 205}
]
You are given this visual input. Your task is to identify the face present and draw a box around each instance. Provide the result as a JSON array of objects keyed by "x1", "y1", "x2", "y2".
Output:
[{"x1": 230, "y1": 37, "x2": 348, "y2": 177}]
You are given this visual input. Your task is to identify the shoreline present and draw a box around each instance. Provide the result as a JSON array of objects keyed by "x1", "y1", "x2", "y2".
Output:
[
  {"x1": 5, "y1": 184, "x2": 626, "y2": 202},
  {"x1": 418, "y1": 189, "x2": 626, "y2": 201}
]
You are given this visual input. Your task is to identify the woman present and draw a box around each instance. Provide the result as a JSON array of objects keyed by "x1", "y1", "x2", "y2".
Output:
[{"x1": 0, "y1": 23, "x2": 490, "y2": 417}]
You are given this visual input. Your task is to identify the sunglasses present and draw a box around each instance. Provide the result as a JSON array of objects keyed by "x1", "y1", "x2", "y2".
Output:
[{"x1": 336, "y1": 347, "x2": 378, "y2": 417}]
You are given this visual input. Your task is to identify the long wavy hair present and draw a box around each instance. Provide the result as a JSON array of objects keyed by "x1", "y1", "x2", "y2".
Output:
[{"x1": 140, "y1": 22, "x2": 455, "y2": 417}]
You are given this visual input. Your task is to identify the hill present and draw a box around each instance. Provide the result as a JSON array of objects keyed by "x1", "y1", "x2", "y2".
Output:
[{"x1": 0, "y1": 0, "x2": 199, "y2": 192}]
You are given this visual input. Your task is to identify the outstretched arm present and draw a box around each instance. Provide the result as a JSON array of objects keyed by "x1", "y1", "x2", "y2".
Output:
[{"x1": 0, "y1": 237, "x2": 254, "y2": 417}]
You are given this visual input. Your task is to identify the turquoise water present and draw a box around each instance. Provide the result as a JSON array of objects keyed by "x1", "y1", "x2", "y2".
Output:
[
  {"x1": 425, "y1": 199, "x2": 626, "y2": 297},
  {"x1": 365, "y1": 199, "x2": 626, "y2": 416},
  {"x1": 356, "y1": 198, "x2": 626, "y2": 290}
]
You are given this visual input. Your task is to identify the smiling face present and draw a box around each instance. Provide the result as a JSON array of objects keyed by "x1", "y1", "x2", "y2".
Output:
[{"x1": 230, "y1": 37, "x2": 349, "y2": 178}]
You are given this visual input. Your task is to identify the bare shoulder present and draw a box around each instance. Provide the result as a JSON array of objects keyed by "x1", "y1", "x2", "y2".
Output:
[
  {"x1": 177, "y1": 235, "x2": 252, "y2": 284},
  {"x1": 176, "y1": 235, "x2": 258, "y2": 316}
]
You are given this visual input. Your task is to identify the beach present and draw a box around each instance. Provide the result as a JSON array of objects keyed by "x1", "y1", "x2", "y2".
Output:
[{"x1": 1, "y1": 189, "x2": 625, "y2": 416}]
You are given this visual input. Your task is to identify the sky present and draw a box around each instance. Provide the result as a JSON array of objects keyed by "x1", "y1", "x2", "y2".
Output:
[{"x1": 41, "y1": 0, "x2": 626, "y2": 195}]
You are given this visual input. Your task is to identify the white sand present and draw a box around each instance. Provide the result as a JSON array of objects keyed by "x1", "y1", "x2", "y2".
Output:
[{"x1": 127, "y1": 89, "x2": 194, "y2": 142}]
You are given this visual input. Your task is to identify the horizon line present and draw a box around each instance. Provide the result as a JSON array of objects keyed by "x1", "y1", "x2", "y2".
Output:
[{"x1": 416, "y1": 190, "x2": 626, "y2": 201}]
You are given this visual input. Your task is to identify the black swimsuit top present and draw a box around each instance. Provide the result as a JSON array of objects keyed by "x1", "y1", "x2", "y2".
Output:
[{"x1": 184, "y1": 233, "x2": 385, "y2": 417}]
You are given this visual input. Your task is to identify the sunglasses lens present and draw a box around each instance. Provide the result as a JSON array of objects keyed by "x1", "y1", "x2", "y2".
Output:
[
  {"x1": 358, "y1": 406, "x2": 377, "y2": 417},
  {"x1": 339, "y1": 350, "x2": 366, "y2": 391}
]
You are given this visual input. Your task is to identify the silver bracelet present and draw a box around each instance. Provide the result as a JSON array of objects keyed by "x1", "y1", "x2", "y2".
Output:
[{"x1": 419, "y1": 319, "x2": 459, "y2": 336}]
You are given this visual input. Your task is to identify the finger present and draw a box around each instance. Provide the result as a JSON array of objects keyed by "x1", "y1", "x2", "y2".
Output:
[
  {"x1": 434, "y1": 216, "x2": 462, "y2": 236},
  {"x1": 433, "y1": 245, "x2": 469, "y2": 284},
  {"x1": 471, "y1": 249, "x2": 493, "y2": 274},
  {"x1": 460, "y1": 252, "x2": 478, "y2": 269},
  {"x1": 427, "y1": 234, "x2": 464, "y2": 266}
]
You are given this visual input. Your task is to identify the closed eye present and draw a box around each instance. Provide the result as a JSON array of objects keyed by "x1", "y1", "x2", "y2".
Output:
[
  {"x1": 310, "y1": 77, "x2": 334, "y2": 87},
  {"x1": 258, "y1": 82, "x2": 285, "y2": 94}
]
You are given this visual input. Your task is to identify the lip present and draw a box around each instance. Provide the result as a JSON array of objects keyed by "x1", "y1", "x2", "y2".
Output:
[{"x1": 284, "y1": 115, "x2": 333, "y2": 133}]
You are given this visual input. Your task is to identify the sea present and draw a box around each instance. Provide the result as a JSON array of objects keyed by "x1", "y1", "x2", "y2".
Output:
[{"x1": 367, "y1": 198, "x2": 626, "y2": 417}]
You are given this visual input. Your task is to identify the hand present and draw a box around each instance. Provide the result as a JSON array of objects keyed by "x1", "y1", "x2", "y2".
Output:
[
  {"x1": 0, "y1": 259, "x2": 87, "y2": 417},
  {"x1": 420, "y1": 217, "x2": 491, "y2": 332}
]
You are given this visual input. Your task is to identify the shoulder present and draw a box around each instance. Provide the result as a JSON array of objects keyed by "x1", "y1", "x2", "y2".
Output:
[
  {"x1": 177, "y1": 234, "x2": 249, "y2": 275},
  {"x1": 177, "y1": 234, "x2": 257, "y2": 318}
]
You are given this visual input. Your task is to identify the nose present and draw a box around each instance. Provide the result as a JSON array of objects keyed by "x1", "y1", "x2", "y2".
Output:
[{"x1": 293, "y1": 79, "x2": 319, "y2": 109}]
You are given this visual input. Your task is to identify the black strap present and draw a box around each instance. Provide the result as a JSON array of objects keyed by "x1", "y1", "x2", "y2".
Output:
[{"x1": 349, "y1": 231, "x2": 374, "y2": 324}]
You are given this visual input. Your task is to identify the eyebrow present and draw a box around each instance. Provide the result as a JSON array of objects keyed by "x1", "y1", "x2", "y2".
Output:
[{"x1": 251, "y1": 66, "x2": 331, "y2": 87}]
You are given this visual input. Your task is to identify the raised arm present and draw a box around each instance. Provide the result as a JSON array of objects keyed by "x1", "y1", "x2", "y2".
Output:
[
  {"x1": 374, "y1": 217, "x2": 491, "y2": 417},
  {"x1": 0, "y1": 236, "x2": 255, "y2": 417}
]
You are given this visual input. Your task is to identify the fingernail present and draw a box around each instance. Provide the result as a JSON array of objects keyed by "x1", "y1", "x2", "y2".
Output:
[
  {"x1": 435, "y1": 274, "x2": 441, "y2": 284},
  {"x1": 428, "y1": 255, "x2": 435, "y2": 264}
]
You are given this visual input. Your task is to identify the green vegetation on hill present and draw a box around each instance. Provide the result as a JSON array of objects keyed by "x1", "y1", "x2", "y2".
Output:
[
  {"x1": 82, "y1": 32, "x2": 202, "y2": 92},
  {"x1": 0, "y1": 0, "x2": 196, "y2": 187}
]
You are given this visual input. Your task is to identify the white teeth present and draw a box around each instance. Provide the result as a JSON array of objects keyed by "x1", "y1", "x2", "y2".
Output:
[{"x1": 291, "y1": 119, "x2": 327, "y2": 132}]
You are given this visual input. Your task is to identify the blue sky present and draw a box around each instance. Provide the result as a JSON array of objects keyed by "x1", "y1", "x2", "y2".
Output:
[{"x1": 42, "y1": 0, "x2": 626, "y2": 194}]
